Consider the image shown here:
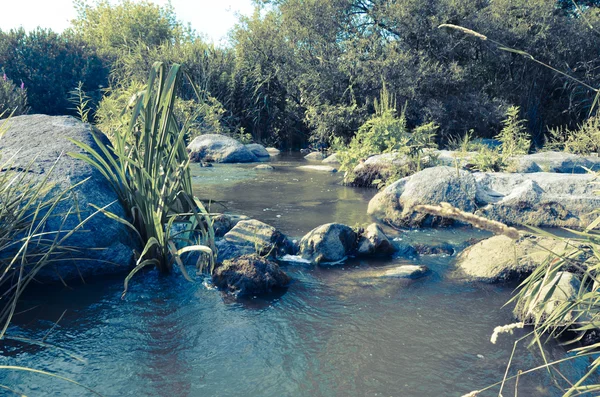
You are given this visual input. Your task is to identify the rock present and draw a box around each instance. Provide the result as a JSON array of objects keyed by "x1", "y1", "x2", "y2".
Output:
[
  {"x1": 300, "y1": 148, "x2": 311, "y2": 155},
  {"x1": 413, "y1": 242, "x2": 455, "y2": 256},
  {"x1": 265, "y1": 147, "x2": 281, "y2": 156},
  {"x1": 304, "y1": 151, "x2": 326, "y2": 160},
  {"x1": 212, "y1": 254, "x2": 291, "y2": 297},
  {"x1": 369, "y1": 165, "x2": 600, "y2": 230},
  {"x1": 376, "y1": 265, "x2": 430, "y2": 279},
  {"x1": 433, "y1": 150, "x2": 478, "y2": 168},
  {"x1": 322, "y1": 153, "x2": 340, "y2": 164},
  {"x1": 357, "y1": 223, "x2": 396, "y2": 257},
  {"x1": 367, "y1": 166, "x2": 477, "y2": 227},
  {"x1": 513, "y1": 152, "x2": 600, "y2": 174},
  {"x1": 211, "y1": 213, "x2": 250, "y2": 237},
  {"x1": 364, "y1": 152, "x2": 411, "y2": 166},
  {"x1": 215, "y1": 239, "x2": 252, "y2": 263},
  {"x1": 513, "y1": 272, "x2": 582, "y2": 325},
  {"x1": 255, "y1": 164, "x2": 274, "y2": 170},
  {"x1": 297, "y1": 165, "x2": 337, "y2": 172},
  {"x1": 299, "y1": 223, "x2": 357, "y2": 264},
  {"x1": 0, "y1": 115, "x2": 139, "y2": 282},
  {"x1": 223, "y1": 219, "x2": 294, "y2": 258},
  {"x1": 474, "y1": 172, "x2": 600, "y2": 229},
  {"x1": 245, "y1": 143, "x2": 271, "y2": 159},
  {"x1": 454, "y1": 235, "x2": 592, "y2": 283},
  {"x1": 188, "y1": 134, "x2": 258, "y2": 163}
]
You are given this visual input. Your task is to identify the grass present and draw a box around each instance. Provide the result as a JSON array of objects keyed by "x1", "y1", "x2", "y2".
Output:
[{"x1": 70, "y1": 62, "x2": 216, "y2": 296}]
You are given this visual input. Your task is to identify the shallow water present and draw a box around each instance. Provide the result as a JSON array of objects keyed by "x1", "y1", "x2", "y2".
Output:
[{"x1": 1, "y1": 154, "x2": 594, "y2": 396}]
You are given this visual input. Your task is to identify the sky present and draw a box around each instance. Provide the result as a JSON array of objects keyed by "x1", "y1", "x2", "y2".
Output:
[{"x1": 0, "y1": 0, "x2": 256, "y2": 44}]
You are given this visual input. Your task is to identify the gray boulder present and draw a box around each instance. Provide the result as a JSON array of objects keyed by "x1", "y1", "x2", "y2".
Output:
[
  {"x1": 245, "y1": 143, "x2": 271, "y2": 159},
  {"x1": 0, "y1": 115, "x2": 139, "y2": 282},
  {"x1": 322, "y1": 153, "x2": 340, "y2": 164},
  {"x1": 212, "y1": 254, "x2": 291, "y2": 297},
  {"x1": 304, "y1": 151, "x2": 326, "y2": 160},
  {"x1": 299, "y1": 223, "x2": 357, "y2": 264},
  {"x1": 357, "y1": 223, "x2": 396, "y2": 257},
  {"x1": 188, "y1": 134, "x2": 258, "y2": 163},
  {"x1": 474, "y1": 172, "x2": 600, "y2": 229},
  {"x1": 223, "y1": 219, "x2": 294, "y2": 258},
  {"x1": 368, "y1": 166, "x2": 477, "y2": 227}
]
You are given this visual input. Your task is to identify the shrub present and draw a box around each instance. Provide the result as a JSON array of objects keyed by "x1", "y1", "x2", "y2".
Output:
[
  {"x1": 335, "y1": 84, "x2": 438, "y2": 185},
  {"x1": 0, "y1": 73, "x2": 28, "y2": 118},
  {"x1": 496, "y1": 105, "x2": 531, "y2": 157},
  {"x1": 545, "y1": 115, "x2": 600, "y2": 155}
]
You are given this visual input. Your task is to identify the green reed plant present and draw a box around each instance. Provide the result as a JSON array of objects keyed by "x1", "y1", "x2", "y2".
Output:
[{"x1": 70, "y1": 62, "x2": 215, "y2": 295}]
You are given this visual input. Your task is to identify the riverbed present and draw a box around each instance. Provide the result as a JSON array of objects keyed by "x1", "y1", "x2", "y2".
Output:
[{"x1": 1, "y1": 154, "x2": 589, "y2": 396}]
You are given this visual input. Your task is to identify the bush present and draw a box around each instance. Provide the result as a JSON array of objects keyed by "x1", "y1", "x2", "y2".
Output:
[
  {"x1": 545, "y1": 115, "x2": 600, "y2": 155},
  {"x1": 496, "y1": 105, "x2": 531, "y2": 157},
  {"x1": 0, "y1": 73, "x2": 28, "y2": 117},
  {"x1": 335, "y1": 84, "x2": 438, "y2": 185}
]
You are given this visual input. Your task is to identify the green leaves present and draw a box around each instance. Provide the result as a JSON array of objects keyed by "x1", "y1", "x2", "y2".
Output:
[{"x1": 71, "y1": 62, "x2": 215, "y2": 296}]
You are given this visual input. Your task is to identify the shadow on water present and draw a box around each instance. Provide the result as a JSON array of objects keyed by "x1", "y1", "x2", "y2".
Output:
[{"x1": 1, "y1": 155, "x2": 597, "y2": 396}]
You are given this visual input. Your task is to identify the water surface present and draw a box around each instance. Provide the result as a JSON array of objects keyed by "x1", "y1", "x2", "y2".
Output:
[{"x1": 1, "y1": 154, "x2": 592, "y2": 396}]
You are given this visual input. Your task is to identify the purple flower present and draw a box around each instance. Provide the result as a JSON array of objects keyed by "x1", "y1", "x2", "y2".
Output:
[
  {"x1": 2, "y1": 73, "x2": 6, "y2": 82},
  {"x1": 20, "y1": 80, "x2": 24, "y2": 90}
]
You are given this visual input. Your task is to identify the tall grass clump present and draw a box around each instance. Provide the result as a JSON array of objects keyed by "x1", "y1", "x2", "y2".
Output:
[
  {"x1": 0, "y1": 73, "x2": 29, "y2": 118},
  {"x1": 70, "y1": 62, "x2": 215, "y2": 295},
  {"x1": 546, "y1": 115, "x2": 600, "y2": 155},
  {"x1": 334, "y1": 83, "x2": 438, "y2": 185}
]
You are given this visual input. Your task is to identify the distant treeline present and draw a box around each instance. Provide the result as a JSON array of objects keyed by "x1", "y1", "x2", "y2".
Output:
[{"x1": 1, "y1": 0, "x2": 600, "y2": 148}]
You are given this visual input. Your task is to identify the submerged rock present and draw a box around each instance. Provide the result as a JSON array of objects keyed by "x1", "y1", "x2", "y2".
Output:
[
  {"x1": 297, "y1": 165, "x2": 337, "y2": 172},
  {"x1": 188, "y1": 134, "x2": 258, "y2": 163},
  {"x1": 357, "y1": 223, "x2": 396, "y2": 257},
  {"x1": 453, "y1": 235, "x2": 592, "y2": 283},
  {"x1": 304, "y1": 151, "x2": 326, "y2": 160},
  {"x1": 413, "y1": 242, "x2": 455, "y2": 256},
  {"x1": 212, "y1": 254, "x2": 291, "y2": 297},
  {"x1": 245, "y1": 143, "x2": 271, "y2": 159},
  {"x1": 223, "y1": 219, "x2": 294, "y2": 258},
  {"x1": 299, "y1": 223, "x2": 357, "y2": 264},
  {"x1": 255, "y1": 164, "x2": 274, "y2": 170},
  {"x1": 376, "y1": 265, "x2": 430, "y2": 279},
  {"x1": 0, "y1": 115, "x2": 139, "y2": 282}
]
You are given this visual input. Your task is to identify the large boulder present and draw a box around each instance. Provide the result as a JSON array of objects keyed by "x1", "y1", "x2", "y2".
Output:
[
  {"x1": 322, "y1": 153, "x2": 340, "y2": 164},
  {"x1": 299, "y1": 223, "x2": 357, "y2": 264},
  {"x1": 369, "y1": 166, "x2": 600, "y2": 230},
  {"x1": 0, "y1": 115, "x2": 138, "y2": 281},
  {"x1": 245, "y1": 143, "x2": 270, "y2": 160},
  {"x1": 212, "y1": 254, "x2": 291, "y2": 297},
  {"x1": 356, "y1": 223, "x2": 396, "y2": 257},
  {"x1": 223, "y1": 219, "x2": 294, "y2": 258},
  {"x1": 368, "y1": 166, "x2": 477, "y2": 227},
  {"x1": 188, "y1": 134, "x2": 258, "y2": 163},
  {"x1": 474, "y1": 172, "x2": 600, "y2": 229},
  {"x1": 453, "y1": 235, "x2": 590, "y2": 283}
]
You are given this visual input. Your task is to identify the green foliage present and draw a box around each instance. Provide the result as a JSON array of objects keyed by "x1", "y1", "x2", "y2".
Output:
[
  {"x1": 70, "y1": 62, "x2": 215, "y2": 295},
  {"x1": 0, "y1": 74, "x2": 28, "y2": 118},
  {"x1": 496, "y1": 106, "x2": 531, "y2": 157},
  {"x1": 0, "y1": 27, "x2": 108, "y2": 116},
  {"x1": 68, "y1": 82, "x2": 92, "y2": 123},
  {"x1": 546, "y1": 115, "x2": 600, "y2": 155},
  {"x1": 471, "y1": 146, "x2": 505, "y2": 172},
  {"x1": 335, "y1": 85, "x2": 438, "y2": 183}
]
